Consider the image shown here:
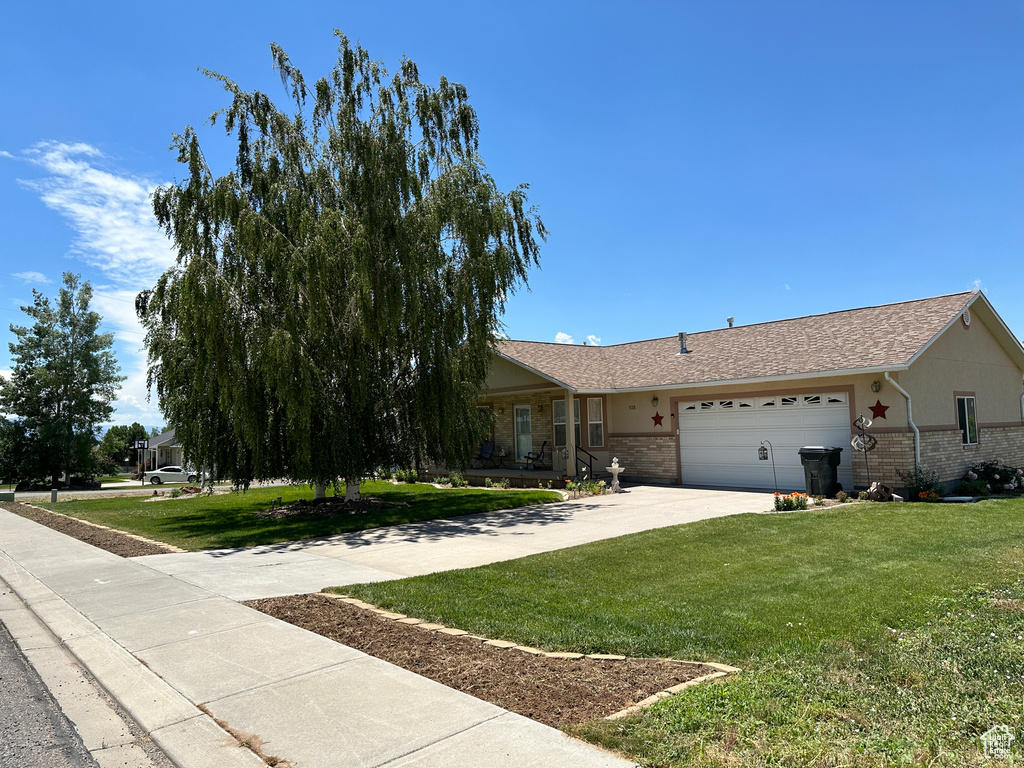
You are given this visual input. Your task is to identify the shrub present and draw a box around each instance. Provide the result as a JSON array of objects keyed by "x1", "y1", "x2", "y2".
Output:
[
  {"x1": 171, "y1": 488, "x2": 181, "y2": 499},
  {"x1": 836, "y1": 491, "x2": 849, "y2": 503},
  {"x1": 565, "y1": 478, "x2": 607, "y2": 498},
  {"x1": 957, "y1": 479, "x2": 989, "y2": 496},
  {"x1": 812, "y1": 495, "x2": 825, "y2": 506},
  {"x1": 896, "y1": 465, "x2": 941, "y2": 501},
  {"x1": 773, "y1": 492, "x2": 809, "y2": 511},
  {"x1": 448, "y1": 472, "x2": 467, "y2": 488},
  {"x1": 392, "y1": 468, "x2": 418, "y2": 483},
  {"x1": 962, "y1": 459, "x2": 1022, "y2": 495},
  {"x1": 918, "y1": 490, "x2": 940, "y2": 503},
  {"x1": 855, "y1": 491, "x2": 866, "y2": 501}
]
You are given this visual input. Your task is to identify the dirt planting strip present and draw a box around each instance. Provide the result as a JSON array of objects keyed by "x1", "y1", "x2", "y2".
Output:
[
  {"x1": 1, "y1": 501, "x2": 178, "y2": 557},
  {"x1": 246, "y1": 593, "x2": 737, "y2": 728}
]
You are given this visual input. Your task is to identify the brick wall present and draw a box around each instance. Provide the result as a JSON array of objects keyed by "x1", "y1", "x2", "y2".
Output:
[
  {"x1": 854, "y1": 425, "x2": 1024, "y2": 491},
  {"x1": 852, "y1": 432, "x2": 913, "y2": 489},
  {"x1": 486, "y1": 393, "x2": 554, "y2": 460},
  {"x1": 607, "y1": 435, "x2": 678, "y2": 483},
  {"x1": 922, "y1": 426, "x2": 1024, "y2": 484}
]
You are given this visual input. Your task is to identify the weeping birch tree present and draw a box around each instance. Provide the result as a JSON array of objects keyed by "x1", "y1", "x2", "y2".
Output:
[{"x1": 140, "y1": 32, "x2": 544, "y2": 498}]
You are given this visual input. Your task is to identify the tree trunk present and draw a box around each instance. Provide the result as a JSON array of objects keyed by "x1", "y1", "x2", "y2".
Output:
[
  {"x1": 314, "y1": 482, "x2": 327, "y2": 500},
  {"x1": 345, "y1": 482, "x2": 360, "y2": 502}
]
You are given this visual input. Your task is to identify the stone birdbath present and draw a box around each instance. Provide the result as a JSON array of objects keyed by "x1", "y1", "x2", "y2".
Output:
[{"x1": 605, "y1": 457, "x2": 626, "y2": 493}]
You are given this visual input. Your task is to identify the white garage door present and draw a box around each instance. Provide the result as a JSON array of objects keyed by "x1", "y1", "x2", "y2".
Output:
[{"x1": 678, "y1": 392, "x2": 855, "y2": 491}]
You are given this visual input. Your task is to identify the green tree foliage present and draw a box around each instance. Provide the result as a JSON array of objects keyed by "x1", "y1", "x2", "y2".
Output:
[
  {"x1": 140, "y1": 33, "x2": 544, "y2": 495},
  {"x1": 0, "y1": 273, "x2": 124, "y2": 485},
  {"x1": 0, "y1": 419, "x2": 33, "y2": 485},
  {"x1": 98, "y1": 422, "x2": 150, "y2": 464}
]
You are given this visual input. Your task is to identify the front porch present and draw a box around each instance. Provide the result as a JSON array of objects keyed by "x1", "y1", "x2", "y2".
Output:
[{"x1": 424, "y1": 464, "x2": 567, "y2": 489}]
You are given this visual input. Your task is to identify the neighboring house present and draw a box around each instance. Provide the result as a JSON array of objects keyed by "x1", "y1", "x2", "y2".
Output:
[
  {"x1": 481, "y1": 291, "x2": 1024, "y2": 492},
  {"x1": 144, "y1": 429, "x2": 183, "y2": 470}
]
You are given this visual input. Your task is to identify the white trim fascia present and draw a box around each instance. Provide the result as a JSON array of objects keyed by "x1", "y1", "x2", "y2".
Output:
[
  {"x1": 904, "y1": 292, "x2": 979, "y2": 369},
  {"x1": 567, "y1": 364, "x2": 910, "y2": 395},
  {"x1": 492, "y1": 351, "x2": 578, "y2": 392}
]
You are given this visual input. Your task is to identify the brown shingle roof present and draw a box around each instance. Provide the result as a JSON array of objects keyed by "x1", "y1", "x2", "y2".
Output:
[{"x1": 495, "y1": 292, "x2": 978, "y2": 391}]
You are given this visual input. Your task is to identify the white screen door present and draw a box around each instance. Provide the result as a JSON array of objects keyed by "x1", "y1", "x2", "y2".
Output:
[{"x1": 514, "y1": 405, "x2": 532, "y2": 461}]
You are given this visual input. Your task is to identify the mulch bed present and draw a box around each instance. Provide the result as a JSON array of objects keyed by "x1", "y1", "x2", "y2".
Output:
[
  {"x1": 0, "y1": 501, "x2": 175, "y2": 557},
  {"x1": 246, "y1": 593, "x2": 708, "y2": 727},
  {"x1": 254, "y1": 496, "x2": 407, "y2": 519},
  {"x1": 2, "y1": 499, "x2": 714, "y2": 727}
]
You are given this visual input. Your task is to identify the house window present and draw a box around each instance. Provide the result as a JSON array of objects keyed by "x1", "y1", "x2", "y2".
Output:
[
  {"x1": 587, "y1": 398, "x2": 604, "y2": 447},
  {"x1": 956, "y1": 396, "x2": 978, "y2": 446},
  {"x1": 552, "y1": 398, "x2": 581, "y2": 447}
]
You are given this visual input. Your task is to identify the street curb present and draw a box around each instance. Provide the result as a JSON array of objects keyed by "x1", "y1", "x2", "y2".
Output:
[{"x1": 0, "y1": 550, "x2": 265, "y2": 768}]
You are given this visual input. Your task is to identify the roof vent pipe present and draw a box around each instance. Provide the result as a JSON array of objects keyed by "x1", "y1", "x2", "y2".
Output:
[
  {"x1": 678, "y1": 332, "x2": 690, "y2": 354},
  {"x1": 727, "y1": 317, "x2": 734, "y2": 328}
]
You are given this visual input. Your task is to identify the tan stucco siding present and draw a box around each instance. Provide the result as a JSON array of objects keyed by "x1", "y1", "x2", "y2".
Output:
[
  {"x1": 484, "y1": 355, "x2": 555, "y2": 392},
  {"x1": 899, "y1": 317, "x2": 1024, "y2": 427},
  {"x1": 605, "y1": 374, "x2": 890, "y2": 434}
]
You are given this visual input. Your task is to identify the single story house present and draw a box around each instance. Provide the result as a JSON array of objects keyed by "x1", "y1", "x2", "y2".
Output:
[
  {"x1": 480, "y1": 291, "x2": 1024, "y2": 493},
  {"x1": 143, "y1": 428, "x2": 183, "y2": 471}
]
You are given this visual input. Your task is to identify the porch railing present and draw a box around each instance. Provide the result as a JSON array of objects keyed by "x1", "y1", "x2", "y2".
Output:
[{"x1": 574, "y1": 446, "x2": 599, "y2": 479}]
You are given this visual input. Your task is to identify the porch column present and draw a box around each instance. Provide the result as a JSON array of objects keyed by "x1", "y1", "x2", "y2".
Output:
[{"x1": 564, "y1": 389, "x2": 576, "y2": 477}]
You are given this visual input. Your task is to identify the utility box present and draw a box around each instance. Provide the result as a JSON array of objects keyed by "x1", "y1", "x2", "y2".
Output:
[{"x1": 798, "y1": 446, "x2": 844, "y2": 496}]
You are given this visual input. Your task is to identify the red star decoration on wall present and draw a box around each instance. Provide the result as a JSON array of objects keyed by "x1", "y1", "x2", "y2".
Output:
[
  {"x1": 652, "y1": 411, "x2": 664, "y2": 427},
  {"x1": 869, "y1": 400, "x2": 889, "y2": 420}
]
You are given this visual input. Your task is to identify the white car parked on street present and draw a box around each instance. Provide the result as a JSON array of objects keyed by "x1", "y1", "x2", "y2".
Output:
[{"x1": 144, "y1": 466, "x2": 198, "y2": 485}]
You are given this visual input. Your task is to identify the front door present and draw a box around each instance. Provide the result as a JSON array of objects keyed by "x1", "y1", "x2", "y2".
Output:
[{"x1": 514, "y1": 405, "x2": 532, "y2": 462}]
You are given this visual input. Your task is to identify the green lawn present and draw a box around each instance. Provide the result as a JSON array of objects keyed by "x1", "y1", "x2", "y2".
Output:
[
  {"x1": 341, "y1": 500, "x2": 1024, "y2": 766},
  {"x1": 38, "y1": 481, "x2": 560, "y2": 551}
]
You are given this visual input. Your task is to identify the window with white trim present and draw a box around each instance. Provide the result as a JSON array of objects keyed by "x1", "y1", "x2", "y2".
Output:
[
  {"x1": 587, "y1": 398, "x2": 604, "y2": 447},
  {"x1": 552, "y1": 398, "x2": 581, "y2": 447},
  {"x1": 956, "y1": 396, "x2": 978, "y2": 446}
]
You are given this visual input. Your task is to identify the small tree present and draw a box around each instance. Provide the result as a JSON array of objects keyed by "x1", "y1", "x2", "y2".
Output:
[
  {"x1": 0, "y1": 273, "x2": 124, "y2": 485},
  {"x1": 141, "y1": 33, "x2": 544, "y2": 498},
  {"x1": 98, "y1": 422, "x2": 151, "y2": 465}
]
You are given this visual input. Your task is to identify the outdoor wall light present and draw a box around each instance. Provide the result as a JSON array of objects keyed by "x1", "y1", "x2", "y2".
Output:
[
  {"x1": 498, "y1": 407, "x2": 504, "y2": 415},
  {"x1": 651, "y1": 396, "x2": 659, "y2": 408},
  {"x1": 871, "y1": 380, "x2": 882, "y2": 393}
]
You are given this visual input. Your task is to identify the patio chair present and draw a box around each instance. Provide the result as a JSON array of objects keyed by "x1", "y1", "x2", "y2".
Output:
[
  {"x1": 525, "y1": 441, "x2": 549, "y2": 471},
  {"x1": 472, "y1": 441, "x2": 497, "y2": 468}
]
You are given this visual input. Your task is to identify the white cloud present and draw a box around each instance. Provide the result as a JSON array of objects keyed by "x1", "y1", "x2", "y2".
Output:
[
  {"x1": 0, "y1": 150, "x2": 13, "y2": 159},
  {"x1": 19, "y1": 141, "x2": 176, "y2": 288},
  {"x1": 12, "y1": 271, "x2": 52, "y2": 284},
  {"x1": 13, "y1": 141, "x2": 175, "y2": 425},
  {"x1": 972, "y1": 279, "x2": 984, "y2": 291},
  {"x1": 554, "y1": 332, "x2": 574, "y2": 344},
  {"x1": 0, "y1": 369, "x2": 10, "y2": 381},
  {"x1": 586, "y1": 334, "x2": 601, "y2": 346}
]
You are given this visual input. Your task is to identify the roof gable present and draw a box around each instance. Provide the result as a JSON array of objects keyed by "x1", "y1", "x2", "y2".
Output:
[{"x1": 494, "y1": 292, "x2": 1002, "y2": 392}]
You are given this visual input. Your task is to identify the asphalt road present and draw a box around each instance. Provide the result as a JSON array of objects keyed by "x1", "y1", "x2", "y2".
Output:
[{"x1": 0, "y1": 620, "x2": 97, "y2": 768}]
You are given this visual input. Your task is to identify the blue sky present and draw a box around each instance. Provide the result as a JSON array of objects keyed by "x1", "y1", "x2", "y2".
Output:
[{"x1": 2, "y1": 1, "x2": 1023, "y2": 427}]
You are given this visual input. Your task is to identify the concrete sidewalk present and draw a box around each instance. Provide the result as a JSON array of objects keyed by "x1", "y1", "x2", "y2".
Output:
[
  {"x1": 0, "y1": 508, "x2": 635, "y2": 768},
  {"x1": 136, "y1": 485, "x2": 770, "y2": 601}
]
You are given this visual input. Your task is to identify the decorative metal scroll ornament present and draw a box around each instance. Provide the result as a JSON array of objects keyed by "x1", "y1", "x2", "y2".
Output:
[{"x1": 851, "y1": 415, "x2": 876, "y2": 485}]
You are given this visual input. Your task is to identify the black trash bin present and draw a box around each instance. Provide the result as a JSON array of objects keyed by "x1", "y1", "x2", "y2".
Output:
[{"x1": 797, "y1": 446, "x2": 843, "y2": 496}]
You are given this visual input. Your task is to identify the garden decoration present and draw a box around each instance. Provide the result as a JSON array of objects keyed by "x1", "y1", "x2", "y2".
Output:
[
  {"x1": 758, "y1": 440, "x2": 778, "y2": 492},
  {"x1": 851, "y1": 415, "x2": 876, "y2": 484},
  {"x1": 605, "y1": 457, "x2": 626, "y2": 493}
]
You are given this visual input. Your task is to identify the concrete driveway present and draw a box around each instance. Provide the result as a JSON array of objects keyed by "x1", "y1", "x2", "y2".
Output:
[{"x1": 135, "y1": 485, "x2": 771, "y2": 600}]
